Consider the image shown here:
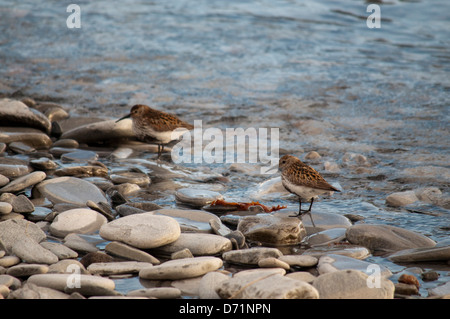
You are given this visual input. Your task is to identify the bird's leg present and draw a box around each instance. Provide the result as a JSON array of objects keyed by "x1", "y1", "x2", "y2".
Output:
[
  {"x1": 305, "y1": 198, "x2": 316, "y2": 228},
  {"x1": 289, "y1": 198, "x2": 304, "y2": 217},
  {"x1": 157, "y1": 144, "x2": 162, "y2": 160}
]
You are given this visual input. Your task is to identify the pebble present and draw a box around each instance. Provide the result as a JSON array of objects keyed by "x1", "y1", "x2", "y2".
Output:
[
  {"x1": 317, "y1": 254, "x2": 392, "y2": 278},
  {"x1": 33, "y1": 176, "x2": 108, "y2": 205},
  {"x1": 49, "y1": 208, "x2": 108, "y2": 237},
  {"x1": 174, "y1": 188, "x2": 223, "y2": 208},
  {"x1": 198, "y1": 271, "x2": 230, "y2": 299},
  {"x1": 48, "y1": 260, "x2": 89, "y2": 274},
  {"x1": 0, "y1": 219, "x2": 47, "y2": 253},
  {"x1": 303, "y1": 245, "x2": 371, "y2": 260},
  {"x1": 154, "y1": 208, "x2": 221, "y2": 233},
  {"x1": 386, "y1": 190, "x2": 419, "y2": 207},
  {"x1": 27, "y1": 273, "x2": 116, "y2": 296},
  {"x1": 139, "y1": 256, "x2": 223, "y2": 280},
  {"x1": 12, "y1": 236, "x2": 59, "y2": 264},
  {"x1": 303, "y1": 228, "x2": 347, "y2": 246},
  {"x1": 63, "y1": 233, "x2": 99, "y2": 254},
  {"x1": 40, "y1": 242, "x2": 78, "y2": 260},
  {"x1": 54, "y1": 165, "x2": 109, "y2": 178},
  {"x1": 6, "y1": 264, "x2": 49, "y2": 277},
  {"x1": 0, "y1": 171, "x2": 46, "y2": 194},
  {"x1": 388, "y1": 245, "x2": 450, "y2": 263},
  {"x1": 0, "y1": 157, "x2": 32, "y2": 179},
  {"x1": 127, "y1": 287, "x2": 182, "y2": 299},
  {"x1": 0, "y1": 202, "x2": 12, "y2": 215},
  {"x1": 0, "y1": 99, "x2": 51, "y2": 133},
  {"x1": 312, "y1": 269, "x2": 395, "y2": 299},
  {"x1": 222, "y1": 247, "x2": 283, "y2": 265},
  {"x1": 30, "y1": 157, "x2": 59, "y2": 170},
  {"x1": 99, "y1": 212, "x2": 181, "y2": 249},
  {"x1": 395, "y1": 283, "x2": 419, "y2": 296},
  {"x1": 87, "y1": 261, "x2": 154, "y2": 276},
  {"x1": 0, "y1": 174, "x2": 9, "y2": 187},
  {"x1": 217, "y1": 271, "x2": 319, "y2": 299},
  {"x1": 346, "y1": 224, "x2": 436, "y2": 254},
  {"x1": 0, "y1": 256, "x2": 21, "y2": 268},
  {"x1": 105, "y1": 241, "x2": 160, "y2": 264},
  {"x1": 60, "y1": 150, "x2": 98, "y2": 163},
  {"x1": 258, "y1": 257, "x2": 290, "y2": 270},
  {"x1": 8, "y1": 282, "x2": 71, "y2": 299},
  {"x1": 278, "y1": 255, "x2": 318, "y2": 268},
  {"x1": 285, "y1": 271, "x2": 316, "y2": 283},
  {"x1": 428, "y1": 281, "x2": 450, "y2": 297},
  {"x1": 153, "y1": 233, "x2": 232, "y2": 256},
  {"x1": 237, "y1": 212, "x2": 307, "y2": 246},
  {"x1": 110, "y1": 171, "x2": 151, "y2": 187}
]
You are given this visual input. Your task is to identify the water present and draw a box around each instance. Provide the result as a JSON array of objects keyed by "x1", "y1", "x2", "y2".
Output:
[{"x1": 1, "y1": 0, "x2": 449, "y2": 296}]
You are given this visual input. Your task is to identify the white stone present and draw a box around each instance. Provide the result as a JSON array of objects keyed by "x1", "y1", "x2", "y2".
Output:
[
  {"x1": 100, "y1": 212, "x2": 180, "y2": 249},
  {"x1": 139, "y1": 256, "x2": 223, "y2": 280},
  {"x1": 154, "y1": 233, "x2": 232, "y2": 256},
  {"x1": 49, "y1": 208, "x2": 107, "y2": 237},
  {"x1": 386, "y1": 190, "x2": 419, "y2": 207}
]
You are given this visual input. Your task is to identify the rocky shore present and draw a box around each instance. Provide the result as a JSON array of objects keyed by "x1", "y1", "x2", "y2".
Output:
[{"x1": 0, "y1": 98, "x2": 449, "y2": 299}]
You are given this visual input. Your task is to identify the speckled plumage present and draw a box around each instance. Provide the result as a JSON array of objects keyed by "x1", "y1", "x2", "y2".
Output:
[
  {"x1": 117, "y1": 104, "x2": 193, "y2": 159},
  {"x1": 279, "y1": 154, "x2": 340, "y2": 226}
]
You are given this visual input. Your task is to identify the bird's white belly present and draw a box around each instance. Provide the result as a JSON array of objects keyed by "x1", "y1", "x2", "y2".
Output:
[
  {"x1": 134, "y1": 126, "x2": 188, "y2": 144},
  {"x1": 282, "y1": 179, "x2": 330, "y2": 200}
]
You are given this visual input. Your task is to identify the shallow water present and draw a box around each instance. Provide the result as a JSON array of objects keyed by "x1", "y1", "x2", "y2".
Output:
[{"x1": 0, "y1": 0, "x2": 449, "y2": 296}]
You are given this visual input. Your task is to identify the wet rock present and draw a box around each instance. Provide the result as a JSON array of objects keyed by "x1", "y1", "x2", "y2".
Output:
[
  {"x1": 32, "y1": 102, "x2": 69, "y2": 122},
  {"x1": 313, "y1": 269, "x2": 395, "y2": 299},
  {"x1": 305, "y1": 151, "x2": 321, "y2": 160},
  {"x1": 60, "y1": 119, "x2": 134, "y2": 145},
  {"x1": 209, "y1": 218, "x2": 232, "y2": 237},
  {"x1": 139, "y1": 256, "x2": 223, "y2": 280},
  {"x1": 222, "y1": 247, "x2": 283, "y2": 266},
  {"x1": 398, "y1": 273, "x2": 420, "y2": 288},
  {"x1": 12, "y1": 236, "x2": 58, "y2": 264},
  {"x1": 217, "y1": 270, "x2": 319, "y2": 299},
  {"x1": 386, "y1": 190, "x2": 418, "y2": 207},
  {"x1": 0, "y1": 171, "x2": 46, "y2": 194},
  {"x1": 421, "y1": 271, "x2": 439, "y2": 282},
  {"x1": 87, "y1": 261, "x2": 153, "y2": 276},
  {"x1": 346, "y1": 224, "x2": 436, "y2": 254},
  {"x1": 33, "y1": 176, "x2": 108, "y2": 205},
  {"x1": 40, "y1": 242, "x2": 78, "y2": 260},
  {"x1": 60, "y1": 150, "x2": 98, "y2": 163},
  {"x1": 317, "y1": 254, "x2": 392, "y2": 278},
  {"x1": 63, "y1": 234, "x2": 99, "y2": 254},
  {"x1": 110, "y1": 171, "x2": 151, "y2": 187},
  {"x1": 237, "y1": 212, "x2": 307, "y2": 246},
  {"x1": 1, "y1": 194, "x2": 35, "y2": 213},
  {"x1": 27, "y1": 273, "x2": 116, "y2": 296},
  {"x1": 171, "y1": 248, "x2": 194, "y2": 259},
  {"x1": 286, "y1": 210, "x2": 352, "y2": 233},
  {"x1": 388, "y1": 245, "x2": 450, "y2": 263},
  {"x1": 154, "y1": 208, "x2": 221, "y2": 233},
  {"x1": 49, "y1": 208, "x2": 108, "y2": 238},
  {"x1": 0, "y1": 157, "x2": 32, "y2": 179},
  {"x1": 401, "y1": 166, "x2": 450, "y2": 182},
  {"x1": 175, "y1": 188, "x2": 223, "y2": 208},
  {"x1": 0, "y1": 219, "x2": 46, "y2": 254},
  {"x1": 8, "y1": 282, "x2": 71, "y2": 299},
  {"x1": 428, "y1": 281, "x2": 450, "y2": 297},
  {"x1": 30, "y1": 157, "x2": 59, "y2": 171},
  {"x1": 0, "y1": 131, "x2": 52, "y2": 150},
  {"x1": 394, "y1": 283, "x2": 419, "y2": 296},
  {"x1": 54, "y1": 165, "x2": 109, "y2": 178},
  {"x1": 52, "y1": 139, "x2": 79, "y2": 149},
  {"x1": 105, "y1": 241, "x2": 160, "y2": 264},
  {"x1": 6, "y1": 264, "x2": 49, "y2": 277},
  {"x1": 253, "y1": 176, "x2": 290, "y2": 200},
  {"x1": 0, "y1": 99, "x2": 52, "y2": 134},
  {"x1": 99, "y1": 212, "x2": 180, "y2": 249},
  {"x1": 303, "y1": 245, "x2": 371, "y2": 260},
  {"x1": 153, "y1": 233, "x2": 232, "y2": 256},
  {"x1": 303, "y1": 228, "x2": 347, "y2": 246}
]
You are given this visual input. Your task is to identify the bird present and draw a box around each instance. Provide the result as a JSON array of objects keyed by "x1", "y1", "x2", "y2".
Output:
[
  {"x1": 278, "y1": 154, "x2": 340, "y2": 228},
  {"x1": 116, "y1": 104, "x2": 194, "y2": 159}
]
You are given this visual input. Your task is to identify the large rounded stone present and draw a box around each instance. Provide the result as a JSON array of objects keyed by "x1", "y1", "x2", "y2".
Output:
[
  {"x1": 312, "y1": 269, "x2": 395, "y2": 299},
  {"x1": 139, "y1": 256, "x2": 223, "y2": 280},
  {"x1": 153, "y1": 233, "x2": 232, "y2": 256},
  {"x1": 346, "y1": 224, "x2": 436, "y2": 254},
  {"x1": 60, "y1": 119, "x2": 134, "y2": 144},
  {"x1": 0, "y1": 99, "x2": 51, "y2": 134},
  {"x1": 32, "y1": 176, "x2": 107, "y2": 205},
  {"x1": 0, "y1": 219, "x2": 46, "y2": 254},
  {"x1": 237, "y1": 212, "x2": 306, "y2": 245},
  {"x1": 49, "y1": 208, "x2": 108, "y2": 237},
  {"x1": 99, "y1": 212, "x2": 180, "y2": 249}
]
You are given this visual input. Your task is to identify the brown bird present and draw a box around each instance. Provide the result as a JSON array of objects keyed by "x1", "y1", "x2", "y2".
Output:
[
  {"x1": 116, "y1": 104, "x2": 194, "y2": 159},
  {"x1": 279, "y1": 154, "x2": 340, "y2": 227}
]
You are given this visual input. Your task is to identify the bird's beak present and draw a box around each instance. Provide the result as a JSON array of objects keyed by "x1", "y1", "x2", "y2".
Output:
[{"x1": 116, "y1": 113, "x2": 131, "y2": 123}]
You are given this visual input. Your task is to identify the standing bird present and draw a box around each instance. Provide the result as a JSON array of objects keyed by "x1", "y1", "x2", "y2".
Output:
[
  {"x1": 116, "y1": 104, "x2": 194, "y2": 159},
  {"x1": 279, "y1": 154, "x2": 340, "y2": 228}
]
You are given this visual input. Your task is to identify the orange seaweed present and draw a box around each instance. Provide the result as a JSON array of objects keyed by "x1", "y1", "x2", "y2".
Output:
[{"x1": 210, "y1": 199, "x2": 287, "y2": 213}]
